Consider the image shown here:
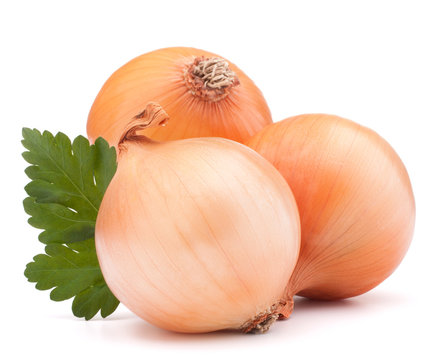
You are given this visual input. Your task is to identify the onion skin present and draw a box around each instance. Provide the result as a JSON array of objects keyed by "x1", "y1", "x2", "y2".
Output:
[
  {"x1": 87, "y1": 47, "x2": 271, "y2": 147},
  {"x1": 95, "y1": 105, "x2": 300, "y2": 333},
  {"x1": 247, "y1": 114, "x2": 415, "y2": 300}
]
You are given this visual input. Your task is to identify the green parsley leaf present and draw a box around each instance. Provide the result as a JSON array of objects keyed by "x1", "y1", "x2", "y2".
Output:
[{"x1": 22, "y1": 128, "x2": 119, "y2": 319}]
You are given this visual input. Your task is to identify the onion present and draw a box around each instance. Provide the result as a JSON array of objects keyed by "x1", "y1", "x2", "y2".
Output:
[
  {"x1": 87, "y1": 47, "x2": 272, "y2": 147},
  {"x1": 247, "y1": 114, "x2": 415, "y2": 301},
  {"x1": 95, "y1": 103, "x2": 300, "y2": 333}
]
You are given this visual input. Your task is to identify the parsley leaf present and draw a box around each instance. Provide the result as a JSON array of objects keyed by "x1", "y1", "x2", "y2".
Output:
[{"x1": 22, "y1": 128, "x2": 119, "y2": 320}]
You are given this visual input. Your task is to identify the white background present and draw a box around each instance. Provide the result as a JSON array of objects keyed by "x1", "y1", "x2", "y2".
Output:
[{"x1": 1, "y1": 0, "x2": 433, "y2": 359}]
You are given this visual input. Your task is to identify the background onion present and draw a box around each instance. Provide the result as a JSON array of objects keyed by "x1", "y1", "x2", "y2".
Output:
[
  {"x1": 247, "y1": 114, "x2": 415, "y2": 301},
  {"x1": 87, "y1": 47, "x2": 272, "y2": 147}
]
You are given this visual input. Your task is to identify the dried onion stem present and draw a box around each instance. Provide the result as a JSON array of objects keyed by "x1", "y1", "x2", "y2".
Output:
[{"x1": 184, "y1": 57, "x2": 240, "y2": 101}]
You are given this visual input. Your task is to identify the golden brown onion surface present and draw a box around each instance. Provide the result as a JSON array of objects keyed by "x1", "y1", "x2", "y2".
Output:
[{"x1": 247, "y1": 114, "x2": 415, "y2": 300}]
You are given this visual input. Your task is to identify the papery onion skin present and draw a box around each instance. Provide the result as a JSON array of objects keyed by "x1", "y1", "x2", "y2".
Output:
[
  {"x1": 247, "y1": 114, "x2": 415, "y2": 300},
  {"x1": 95, "y1": 104, "x2": 300, "y2": 333},
  {"x1": 87, "y1": 47, "x2": 272, "y2": 147}
]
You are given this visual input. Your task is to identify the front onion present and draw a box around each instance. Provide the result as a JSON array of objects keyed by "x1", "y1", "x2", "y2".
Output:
[
  {"x1": 247, "y1": 114, "x2": 415, "y2": 301},
  {"x1": 87, "y1": 47, "x2": 272, "y2": 147},
  {"x1": 95, "y1": 103, "x2": 300, "y2": 333}
]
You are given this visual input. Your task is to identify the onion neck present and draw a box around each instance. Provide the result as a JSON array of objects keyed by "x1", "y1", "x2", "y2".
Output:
[
  {"x1": 184, "y1": 57, "x2": 240, "y2": 102},
  {"x1": 239, "y1": 298, "x2": 294, "y2": 334},
  {"x1": 118, "y1": 102, "x2": 169, "y2": 151}
]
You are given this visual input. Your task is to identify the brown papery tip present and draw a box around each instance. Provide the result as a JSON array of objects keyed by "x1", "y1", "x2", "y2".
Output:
[
  {"x1": 118, "y1": 102, "x2": 169, "y2": 146},
  {"x1": 240, "y1": 298, "x2": 294, "y2": 334},
  {"x1": 184, "y1": 57, "x2": 240, "y2": 102}
]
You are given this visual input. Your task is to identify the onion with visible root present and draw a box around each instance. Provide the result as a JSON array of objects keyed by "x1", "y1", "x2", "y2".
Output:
[
  {"x1": 247, "y1": 114, "x2": 415, "y2": 301},
  {"x1": 95, "y1": 103, "x2": 300, "y2": 333},
  {"x1": 87, "y1": 47, "x2": 272, "y2": 147}
]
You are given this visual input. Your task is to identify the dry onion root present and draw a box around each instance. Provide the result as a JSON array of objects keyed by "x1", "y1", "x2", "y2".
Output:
[
  {"x1": 95, "y1": 103, "x2": 300, "y2": 333},
  {"x1": 247, "y1": 114, "x2": 415, "y2": 303},
  {"x1": 87, "y1": 47, "x2": 272, "y2": 147}
]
